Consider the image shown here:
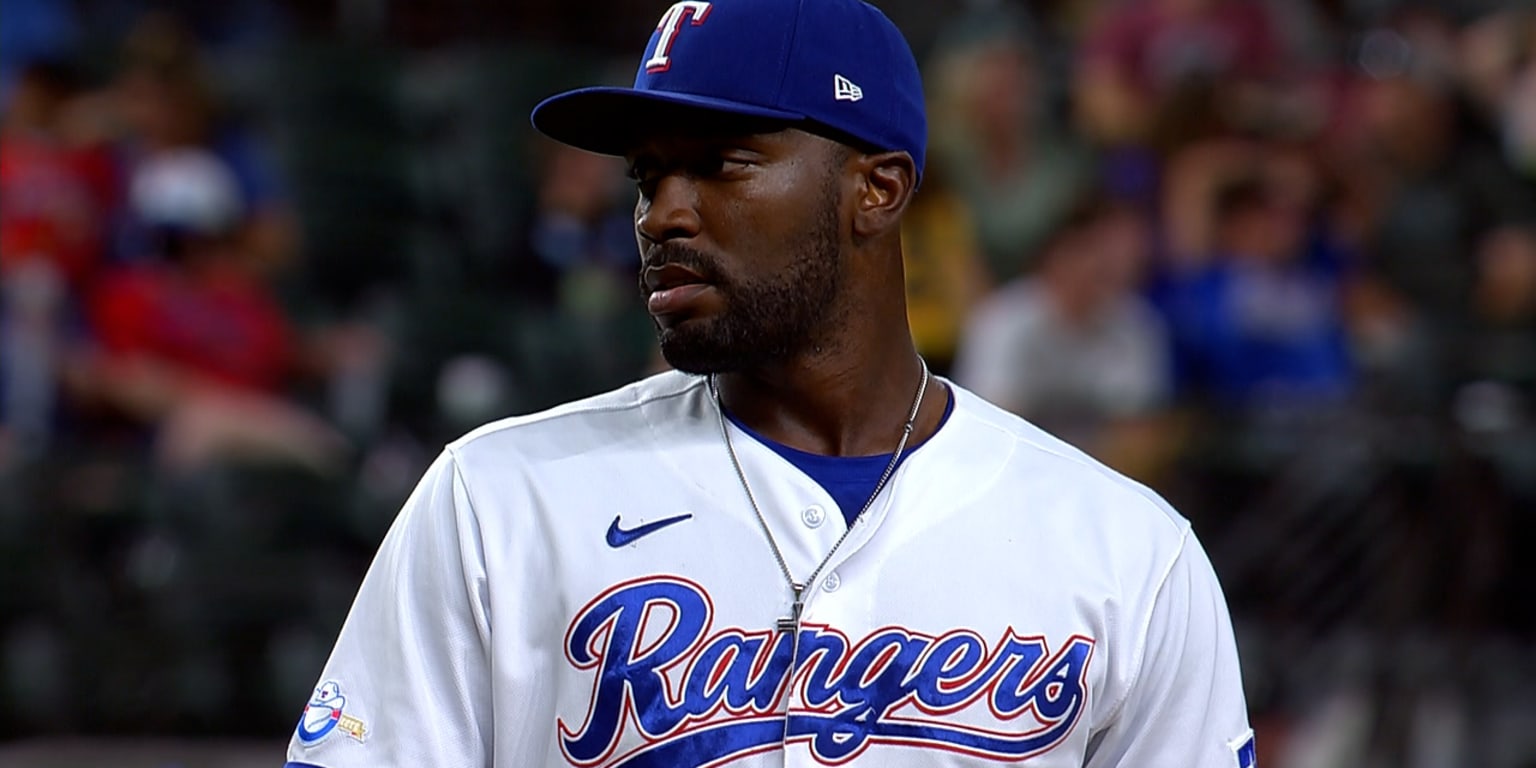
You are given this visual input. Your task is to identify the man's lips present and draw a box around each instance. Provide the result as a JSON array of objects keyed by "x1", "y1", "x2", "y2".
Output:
[
  {"x1": 643, "y1": 263, "x2": 717, "y2": 316},
  {"x1": 642, "y1": 263, "x2": 708, "y2": 293},
  {"x1": 647, "y1": 283, "x2": 714, "y2": 315}
]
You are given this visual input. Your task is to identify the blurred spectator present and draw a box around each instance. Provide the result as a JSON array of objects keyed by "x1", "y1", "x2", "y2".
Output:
[
  {"x1": 1454, "y1": 225, "x2": 1536, "y2": 636},
  {"x1": 472, "y1": 137, "x2": 654, "y2": 411},
  {"x1": 954, "y1": 195, "x2": 1177, "y2": 479},
  {"x1": 1153, "y1": 145, "x2": 1353, "y2": 408},
  {"x1": 899, "y1": 162, "x2": 990, "y2": 377},
  {"x1": 65, "y1": 148, "x2": 345, "y2": 474},
  {"x1": 1329, "y1": 9, "x2": 1536, "y2": 323},
  {"x1": 1459, "y1": 7, "x2": 1536, "y2": 179},
  {"x1": 926, "y1": 5, "x2": 1094, "y2": 280},
  {"x1": 509, "y1": 139, "x2": 635, "y2": 314},
  {"x1": 0, "y1": 0, "x2": 78, "y2": 108},
  {"x1": 1463, "y1": 224, "x2": 1536, "y2": 389},
  {"x1": 1074, "y1": 0, "x2": 1292, "y2": 150},
  {"x1": 0, "y1": 60, "x2": 117, "y2": 288},
  {"x1": 110, "y1": 12, "x2": 298, "y2": 276},
  {"x1": 1453, "y1": 224, "x2": 1536, "y2": 496},
  {"x1": 0, "y1": 59, "x2": 119, "y2": 460}
]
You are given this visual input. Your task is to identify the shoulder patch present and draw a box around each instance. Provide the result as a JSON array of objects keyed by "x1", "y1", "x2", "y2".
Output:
[
  {"x1": 1230, "y1": 728, "x2": 1256, "y2": 768},
  {"x1": 296, "y1": 680, "x2": 368, "y2": 745}
]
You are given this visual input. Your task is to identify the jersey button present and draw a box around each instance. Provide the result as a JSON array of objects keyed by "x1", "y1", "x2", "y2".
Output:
[
  {"x1": 822, "y1": 572, "x2": 841, "y2": 592},
  {"x1": 801, "y1": 505, "x2": 826, "y2": 528}
]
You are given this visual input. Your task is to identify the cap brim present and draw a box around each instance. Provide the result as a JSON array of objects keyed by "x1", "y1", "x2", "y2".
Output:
[{"x1": 531, "y1": 86, "x2": 806, "y2": 157}]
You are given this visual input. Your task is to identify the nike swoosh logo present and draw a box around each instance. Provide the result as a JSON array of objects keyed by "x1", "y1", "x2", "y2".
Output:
[{"x1": 606, "y1": 513, "x2": 694, "y2": 548}]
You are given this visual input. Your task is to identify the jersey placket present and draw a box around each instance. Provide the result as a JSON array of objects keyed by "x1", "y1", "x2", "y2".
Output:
[{"x1": 715, "y1": 423, "x2": 911, "y2": 763}]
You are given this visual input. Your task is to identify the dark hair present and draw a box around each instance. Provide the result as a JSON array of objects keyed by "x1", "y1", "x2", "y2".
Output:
[
  {"x1": 1042, "y1": 192, "x2": 1132, "y2": 250},
  {"x1": 16, "y1": 58, "x2": 82, "y2": 98},
  {"x1": 1213, "y1": 177, "x2": 1271, "y2": 222}
]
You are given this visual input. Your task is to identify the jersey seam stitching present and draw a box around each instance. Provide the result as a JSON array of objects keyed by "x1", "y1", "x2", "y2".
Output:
[
  {"x1": 994, "y1": 428, "x2": 1186, "y2": 535},
  {"x1": 445, "y1": 446, "x2": 495, "y2": 653},
  {"x1": 1101, "y1": 525, "x2": 1194, "y2": 726},
  {"x1": 962, "y1": 400, "x2": 1184, "y2": 532},
  {"x1": 454, "y1": 375, "x2": 708, "y2": 447}
]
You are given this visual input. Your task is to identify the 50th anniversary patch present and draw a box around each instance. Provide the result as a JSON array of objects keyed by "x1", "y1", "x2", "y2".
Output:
[{"x1": 296, "y1": 680, "x2": 367, "y2": 745}]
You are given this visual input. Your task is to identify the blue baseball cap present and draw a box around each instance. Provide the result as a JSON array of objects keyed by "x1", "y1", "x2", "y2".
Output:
[{"x1": 531, "y1": 0, "x2": 926, "y2": 179}]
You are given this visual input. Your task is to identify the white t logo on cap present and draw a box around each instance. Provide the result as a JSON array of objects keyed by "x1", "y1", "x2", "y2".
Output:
[{"x1": 645, "y1": 1, "x2": 713, "y2": 73}]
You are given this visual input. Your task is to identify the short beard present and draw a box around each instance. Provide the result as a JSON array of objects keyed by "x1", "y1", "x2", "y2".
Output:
[{"x1": 651, "y1": 180, "x2": 845, "y2": 375}]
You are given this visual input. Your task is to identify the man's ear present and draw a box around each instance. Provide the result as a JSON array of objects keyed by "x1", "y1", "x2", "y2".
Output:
[{"x1": 850, "y1": 151, "x2": 918, "y2": 240}]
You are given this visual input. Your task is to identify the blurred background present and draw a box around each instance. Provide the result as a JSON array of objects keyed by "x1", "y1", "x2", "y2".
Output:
[{"x1": 0, "y1": 0, "x2": 1534, "y2": 765}]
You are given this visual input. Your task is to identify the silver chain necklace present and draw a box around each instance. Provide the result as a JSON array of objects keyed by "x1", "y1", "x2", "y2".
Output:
[{"x1": 708, "y1": 358, "x2": 930, "y2": 646}]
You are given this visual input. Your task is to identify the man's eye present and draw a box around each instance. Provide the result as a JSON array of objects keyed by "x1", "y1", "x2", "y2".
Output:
[
  {"x1": 686, "y1": 155, "x2": 726, "y2": 177},
  {"x1": 628, "y1": 168, "x2": 659, "y2": 196},
  {"x1": 700, "y1": 153, "x2": 755, "y2": 176}
]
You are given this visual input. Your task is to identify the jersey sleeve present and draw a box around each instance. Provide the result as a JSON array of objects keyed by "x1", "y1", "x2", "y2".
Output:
[
  {"x1": 1086, "y1": 530, "x2": 1255, "y2": 768},
  {"x1": 285, "y1": 449, "x2": 492, "y2": 768}
]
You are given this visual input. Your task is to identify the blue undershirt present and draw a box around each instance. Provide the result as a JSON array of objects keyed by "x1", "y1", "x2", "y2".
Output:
[{"x1": 724, "y1": 387, "x2": 955, "y2": 527}]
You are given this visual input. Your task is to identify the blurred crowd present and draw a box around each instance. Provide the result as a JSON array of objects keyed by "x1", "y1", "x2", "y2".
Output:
[{"x1": 2, "y1": 0, "x2": 1535, "y2": 764}]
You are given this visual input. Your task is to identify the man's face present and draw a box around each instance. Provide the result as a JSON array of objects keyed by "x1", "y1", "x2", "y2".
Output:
[{"x1": 628, "y1": 126, "x2": 850, "y2": 374}]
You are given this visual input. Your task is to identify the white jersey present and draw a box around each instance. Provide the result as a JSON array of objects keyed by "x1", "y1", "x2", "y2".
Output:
[{"x1": 285, "y1": 371, "x2": 1254, "y2": 768}]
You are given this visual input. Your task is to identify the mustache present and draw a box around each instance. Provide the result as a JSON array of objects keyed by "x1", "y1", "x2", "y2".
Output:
[{"x1": 640, "y1": 244, "x2": 724, "y2": 284}]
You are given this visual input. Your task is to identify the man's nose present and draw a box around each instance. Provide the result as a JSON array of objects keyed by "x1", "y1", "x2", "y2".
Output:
[{"x1": 636, "y1": 173, "x2": 702, "y2": 245}]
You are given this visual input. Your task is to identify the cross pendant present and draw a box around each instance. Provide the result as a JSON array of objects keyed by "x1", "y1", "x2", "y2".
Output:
[{"x1": 776, "y1": 583, "x2": 805, "y2": 634}]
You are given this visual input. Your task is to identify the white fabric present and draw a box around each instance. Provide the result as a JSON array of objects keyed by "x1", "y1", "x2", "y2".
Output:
[{"x1": 287, "y1": 371, "x2": 1250, "y2": 767}]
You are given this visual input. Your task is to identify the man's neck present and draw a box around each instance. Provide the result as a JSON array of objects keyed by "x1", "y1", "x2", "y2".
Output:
[{"x1": 711, "y1": 340, "x2": 947, "y2": 458}]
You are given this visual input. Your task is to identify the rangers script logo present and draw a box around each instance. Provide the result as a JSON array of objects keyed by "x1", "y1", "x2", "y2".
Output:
[{"x1": 559, "y1": 576, "x2": 1094, "y2": 766}]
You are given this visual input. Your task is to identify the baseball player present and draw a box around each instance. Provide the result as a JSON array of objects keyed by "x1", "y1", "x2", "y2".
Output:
[{"x1": 285, "y1": 0, "x2": 1255, "y2": 766}]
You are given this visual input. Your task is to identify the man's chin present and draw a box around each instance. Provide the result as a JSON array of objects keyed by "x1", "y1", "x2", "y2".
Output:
[
  {"x1": 657, "y1": 340, "x2": 733, "y2": 375},
  {"x1": 656, "y1": 325, "x2": 749, "y2": 375}
]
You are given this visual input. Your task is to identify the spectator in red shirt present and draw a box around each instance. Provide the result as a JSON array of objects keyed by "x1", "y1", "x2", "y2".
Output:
[
  {"x1": 71, "y1": 148, "x2": 346, "y2": 473},
  {"x1": 0, "y1": 59, "x2": 120, "y2": 460},
  {"x1": 93, "y1": 149, "x2": 291, "y2": 392},
  {"x1": 0, "y1": 59, "x2": 118, "y2": 290}
]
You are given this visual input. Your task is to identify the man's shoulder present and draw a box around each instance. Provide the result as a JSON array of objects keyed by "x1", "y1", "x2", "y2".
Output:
[
  {"x1": 948, "y1": 382, "x2": 1189, "y2": 537},
  {"x1": 446, "y1": 369, "x2": 708, "y2": 462}
]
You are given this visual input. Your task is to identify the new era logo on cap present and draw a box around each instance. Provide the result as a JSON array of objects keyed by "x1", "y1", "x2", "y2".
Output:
[{"x1": 833, "y1": 74, "x2": 863, "y2": 102}]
